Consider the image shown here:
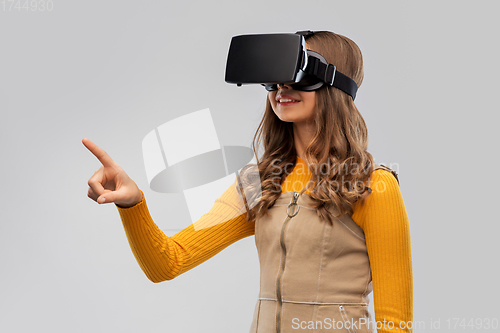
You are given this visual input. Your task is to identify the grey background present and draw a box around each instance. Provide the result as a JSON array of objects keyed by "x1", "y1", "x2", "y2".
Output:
[{"x1": 1, "y1": 1, "x2": 498, "y2": 332}]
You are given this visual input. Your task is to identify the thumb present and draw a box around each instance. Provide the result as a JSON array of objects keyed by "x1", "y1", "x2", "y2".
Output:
[{"x1": 97, "y1": 189, "x2": 115, "y2": 204}]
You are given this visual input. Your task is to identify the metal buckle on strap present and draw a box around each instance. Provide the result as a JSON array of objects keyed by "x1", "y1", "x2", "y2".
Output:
[{"x1": 325, "y1": 64, "x2": 336, "y2": 86}]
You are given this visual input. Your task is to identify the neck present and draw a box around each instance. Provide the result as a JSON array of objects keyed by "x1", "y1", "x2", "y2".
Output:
[{"x1": 293, "y1": 121, "x2": 315, "y2": 163}]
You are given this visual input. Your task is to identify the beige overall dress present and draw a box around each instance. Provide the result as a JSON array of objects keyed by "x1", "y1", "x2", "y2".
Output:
[{"x1": 249, "y1": 165, "x2": 399, "y2": 333}]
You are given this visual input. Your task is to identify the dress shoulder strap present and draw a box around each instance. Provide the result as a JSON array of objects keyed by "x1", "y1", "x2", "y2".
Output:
[{"x1": 373, "y1": 164, "x2": 400, "y2": 186}]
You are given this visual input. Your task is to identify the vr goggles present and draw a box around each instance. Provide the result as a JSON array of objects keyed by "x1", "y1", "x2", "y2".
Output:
[{"x1": 225, "y1": 31, "x2": 358, "y2": 100}]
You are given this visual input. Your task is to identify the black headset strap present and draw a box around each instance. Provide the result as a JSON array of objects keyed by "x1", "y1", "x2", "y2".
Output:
[
  {"x1": 332, "y1": 69, "x2": 358, "y2": 101},
  {"x1": 304, "y1": 55, "x2": 358, "y2": 100},
  {"x1": 296, "y1": 30, "x2": 315, "y2": 38},
  {"x1": 297, "y1": 30, "x2": 358, "y2": 100}
]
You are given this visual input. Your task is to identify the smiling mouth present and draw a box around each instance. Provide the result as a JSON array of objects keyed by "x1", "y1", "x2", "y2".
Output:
[{"x1": 277, "y1": 98, "x2": 300, "y2": 105}]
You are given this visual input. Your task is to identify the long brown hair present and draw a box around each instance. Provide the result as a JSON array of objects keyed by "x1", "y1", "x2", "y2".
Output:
[{"x1": 237, "y1": 31, "x2": 375, "y2": 225}]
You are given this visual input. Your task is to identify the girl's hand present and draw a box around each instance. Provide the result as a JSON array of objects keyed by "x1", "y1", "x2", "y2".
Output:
[{"x1": 82, "y1": 138, "x2": 143, "y2": 208}]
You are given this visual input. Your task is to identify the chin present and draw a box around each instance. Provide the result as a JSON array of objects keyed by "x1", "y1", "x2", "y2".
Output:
[
  {"x1": 281, "y1": 115, "x2": 309, "y2": 123},
  {"x1": 277, "y1": 116, "x2": 297, "y2": 123}
]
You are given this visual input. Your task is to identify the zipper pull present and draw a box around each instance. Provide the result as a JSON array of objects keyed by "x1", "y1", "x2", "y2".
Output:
[{"x1": 286, "y1": 191, "x2": 300, "y2": 217}]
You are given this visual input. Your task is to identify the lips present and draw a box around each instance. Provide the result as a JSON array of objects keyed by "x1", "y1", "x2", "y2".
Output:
[{"x1": 276, "y1": 94, "x2": 300, "y2": 103}]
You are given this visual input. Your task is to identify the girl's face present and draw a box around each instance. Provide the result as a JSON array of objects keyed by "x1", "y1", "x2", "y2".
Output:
[{"x1": 268, "y1": 85, "x2": 317, "y2": 125}]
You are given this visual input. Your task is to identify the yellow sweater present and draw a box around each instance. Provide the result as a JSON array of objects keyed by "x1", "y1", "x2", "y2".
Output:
[{"x1": 117, "y1": 156, "x2": 413, "y2": 332}]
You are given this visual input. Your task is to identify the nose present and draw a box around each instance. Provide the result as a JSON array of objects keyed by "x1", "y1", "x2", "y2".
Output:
[{"x1": 277, "y1": 83, "x2": 292, "y2": 90}]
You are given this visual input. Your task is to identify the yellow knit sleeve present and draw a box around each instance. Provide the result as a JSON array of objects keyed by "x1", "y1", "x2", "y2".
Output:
[
  {"x1": 352, "y1": 170, "x2": 413, "y2": 333},
  {"x1": 116, "y1": 179, "x2": 255, "y2": 283}
]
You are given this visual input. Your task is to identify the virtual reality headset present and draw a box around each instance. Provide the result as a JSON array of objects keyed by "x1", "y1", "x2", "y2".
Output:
[{"x1": 225, "y1": 31, "x2": 358, "y2": 100}]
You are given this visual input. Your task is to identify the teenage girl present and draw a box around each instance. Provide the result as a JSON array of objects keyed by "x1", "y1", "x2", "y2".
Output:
[{"x1": 83, "y1": 31, "x2": 412, "y2": 333}]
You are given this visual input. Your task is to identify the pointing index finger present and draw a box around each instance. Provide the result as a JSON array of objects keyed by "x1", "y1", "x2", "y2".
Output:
[{"x1": 82, "y1": 138, "x2": 116, "y2": 167}]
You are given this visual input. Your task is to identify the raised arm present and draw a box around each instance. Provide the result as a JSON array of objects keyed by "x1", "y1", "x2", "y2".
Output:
[
  {"x1": 83, "y1": 138, "x2": 255, "y2": 283},
  {"x1": 116, "y1": 180, "x2": 255, "y2": 282}
]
